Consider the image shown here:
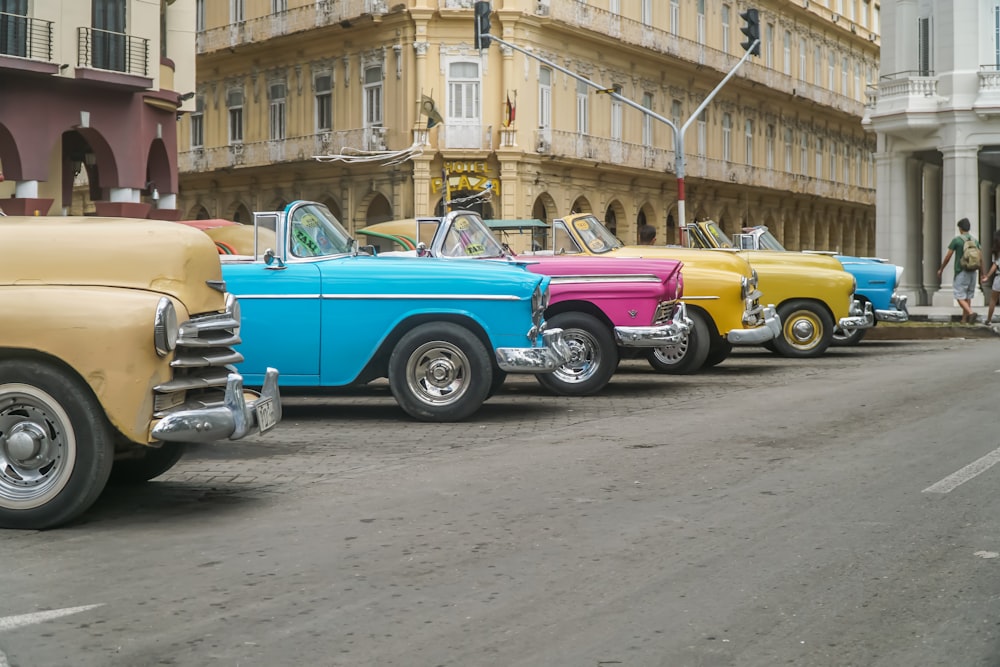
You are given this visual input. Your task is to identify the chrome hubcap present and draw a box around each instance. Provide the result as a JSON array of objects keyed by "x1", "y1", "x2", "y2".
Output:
[{"x1": 406, "y1": 341, "x2": 470, "y2": 406}]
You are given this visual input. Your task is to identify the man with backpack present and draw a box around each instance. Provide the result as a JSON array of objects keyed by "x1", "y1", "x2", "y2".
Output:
[{"x1": 937, "y1": 217, "x2": 983, "y2": 324}]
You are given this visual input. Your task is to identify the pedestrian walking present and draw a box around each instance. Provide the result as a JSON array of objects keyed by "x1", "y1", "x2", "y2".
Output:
[
  {"x1": 937, "y1": 217, "x2": 982, "y2": 324},
  {"x1": 981, "y1": 230, "x2": 1000, "y2": 324}
]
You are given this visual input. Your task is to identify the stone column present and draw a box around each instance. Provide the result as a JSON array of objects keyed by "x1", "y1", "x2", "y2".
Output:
[
  {"x1": 875, "y1": 151, "x2": 917, "y2": 299},
  {"x1": 934, "y1": 146, "x2": 981, "y2": 306},
  {"x1": 921, "y1": 164, "x2": 942, "y2": 304}
]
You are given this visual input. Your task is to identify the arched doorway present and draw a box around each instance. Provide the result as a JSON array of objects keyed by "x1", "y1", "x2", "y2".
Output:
[
  {"x1": 231, "y1": 202, "x2": 252, "y2": 223},
  {"x1": 366, "y1": 193, "x2": 393, "y2": 226}
]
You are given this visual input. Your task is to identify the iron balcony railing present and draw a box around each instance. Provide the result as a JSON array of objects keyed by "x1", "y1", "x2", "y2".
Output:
[
  {"x1": 77, "y1": 26, "x2": 148, "y2": 76},
  {"x1": 0, "y1": 11, "x2": 52, "y2": 61},
  {"x1": 538, "y1": 0, "x2": 867, "y2": 117},
  {"x1": 197, "y1": 0, "x2": 387, "y2": 54}
]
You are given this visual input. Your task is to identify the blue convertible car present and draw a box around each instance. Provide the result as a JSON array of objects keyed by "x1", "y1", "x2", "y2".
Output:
[{"x1": 188, "y1": 201, "x2": 570, "y2": 422}]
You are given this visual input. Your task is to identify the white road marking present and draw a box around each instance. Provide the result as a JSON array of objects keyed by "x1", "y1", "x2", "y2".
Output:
[
  {"x1": 0, "y1": 648, "x2": 8, "y2": 667},
  {"x1": 0, "y1": 604, "x2": 103, "y2": 632},
  {"x1": 923, "y1": 447, "x2": 1000, "y2": 494}
]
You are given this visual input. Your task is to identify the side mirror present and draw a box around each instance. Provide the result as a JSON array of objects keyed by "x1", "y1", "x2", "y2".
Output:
[
  {"x1": 416, "y1": 242, "x2": 431, "y2": 257},
  {"x1": 264, "y1": 248, "x2": 286, "y2": 270}
]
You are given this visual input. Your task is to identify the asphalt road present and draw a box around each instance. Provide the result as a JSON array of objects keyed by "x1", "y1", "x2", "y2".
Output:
[{"x1": 3, "y1": 338, "x2": 1000, "y2": 667}]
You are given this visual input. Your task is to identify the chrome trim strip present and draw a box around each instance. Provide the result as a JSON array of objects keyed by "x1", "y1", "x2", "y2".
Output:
[
  {"x1": 549, "y1": 274, "x2": 664, "y2": 284},
  {"x1": 234, "y1": 293, "x2": 522, "y2": 301},
  {"x1": 677, "y1": 295, "x2": 721, "y2": 301}
]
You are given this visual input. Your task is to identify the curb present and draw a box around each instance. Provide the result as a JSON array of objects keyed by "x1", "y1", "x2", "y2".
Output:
[{"x1": 866, "y1": 322, "x2": 1000, "y2": 340}]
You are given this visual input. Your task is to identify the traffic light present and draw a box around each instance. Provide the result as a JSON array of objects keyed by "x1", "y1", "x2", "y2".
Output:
[
  {"x1": 740, "y1": 8, "x2": 760, "y2": 56},
  {"x1": 474, "y1": 1, "x2": 492, "y2": 50}
]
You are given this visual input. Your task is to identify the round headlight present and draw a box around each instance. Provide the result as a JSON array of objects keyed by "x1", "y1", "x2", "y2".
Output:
[{"x1": 154, "y1": 297, "x2": 179, "y2": 357}]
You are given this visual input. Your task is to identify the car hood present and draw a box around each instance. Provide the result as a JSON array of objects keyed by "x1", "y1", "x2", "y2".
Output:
[
  {"x1": 0, "y1": 217, "x2": 227, "y2": 315},
  {"x1": 516, "y1": 253, "x2": 682, "y2": 282},
  {"x1": 742, "y1": 249, "x2": 845, "y2": 272}
]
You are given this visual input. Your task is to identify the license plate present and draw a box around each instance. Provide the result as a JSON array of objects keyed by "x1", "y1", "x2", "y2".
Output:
[{"x1": 255, "y1": 398, "x2": 277, "y2": 434}]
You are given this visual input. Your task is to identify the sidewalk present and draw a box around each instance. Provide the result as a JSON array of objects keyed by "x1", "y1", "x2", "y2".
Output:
[
  {"x1": 867, "y1": 303, "x2": 1000, "y2": 340},
  {"x1": 907, "y1": 304, "x2": 997, "y2": 324}
]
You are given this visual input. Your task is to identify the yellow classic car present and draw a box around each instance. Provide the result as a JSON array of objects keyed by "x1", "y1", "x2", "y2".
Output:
[
  {"x1": 536, "y1": 213, "x2": 866, "y2": 357},
  {"x1": 0, "y1": 216, "x2": 282, "y2": 529},
  {"x1": 678, "y1": 218, "x2": 873, "y2": 356}
]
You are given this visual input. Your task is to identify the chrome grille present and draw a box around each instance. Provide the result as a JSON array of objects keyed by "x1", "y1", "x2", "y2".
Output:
[
  {"x1": 743, "y1": 288, "x2": 765, "y2": 327},
  {"x1": 153, "y1": 294, "x2": 244, "y2": 418},
  {"x1": 654, "y1": 300, "x2": 678, "y2": 324}
]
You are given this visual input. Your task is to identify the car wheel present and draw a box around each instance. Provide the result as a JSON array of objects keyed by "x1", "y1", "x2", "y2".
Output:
[
  {"x1": 487, "y1": 370, "x2": 507, "y2": 399},
  {"x1": 388, "y1": 322, "x2": 492, "y2": 422},
  {"x1": 0, "y1": 360, "x2": 114, "y2": 530},
  {"x1": 108, "y1": 443, "x2": 187, "y2": 485},
  {"x1": 773, "y1": 300, "x2": 835, "y2": 358},
  {"x1": 831, "y1": 325, "x2": 867, "y2": 347},
  {"x1": 703, "y1": 337, "x2": 733, "y2": 368},
  {"x1": 646, "y1": 310, "x2": 710, "y2": 374},
  {"x1": 535, "y1": 312, "x2": 618, "y2": 396}
]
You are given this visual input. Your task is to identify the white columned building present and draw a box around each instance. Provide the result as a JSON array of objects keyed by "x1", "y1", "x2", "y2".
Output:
[{"x1": 865, "y1": 0, "x2": 1000, "y2": 306}]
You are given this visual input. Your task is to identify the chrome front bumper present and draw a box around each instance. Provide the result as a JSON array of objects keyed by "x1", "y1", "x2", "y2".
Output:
[
  {"x1": 496, "y1": 328, "x2": 572, "y2": 373},
  {"x1": 151, "y1": 367, "x2": 282, "y2": 443},
  {"x1": 728, "y1": 305, "x2": 781, "y2": 345},
  {"x1": 614, "y1": 302, "x2": 692, "y2": 348},
  {"x1": 839, "y1": 300, "x2": 876, "y2": 330},
  {"x1": 876, "y1": 293, "x2": 909, "y2": 322}
]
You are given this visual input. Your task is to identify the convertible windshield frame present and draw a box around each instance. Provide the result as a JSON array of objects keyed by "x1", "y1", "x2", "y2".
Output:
[
  {"x1": 566, "y1": 215, "x2": 622, "y2": 255},
  {"x1": 437, "y1": 211, "x2": 508, "y2": 259},
  {"x1": 754, "y1": 227, "x2": 786, "y2": 251},
  {"x1": 286, "y1": 201, "x2": 355, "y2": 259}
]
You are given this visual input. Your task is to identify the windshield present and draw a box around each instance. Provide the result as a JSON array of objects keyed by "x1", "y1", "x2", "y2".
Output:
[
  {"x1": 569, "y1": 215, "x2": 622, "y2": 254},
  {"x1": 754, "y1": 227, "x2": 786, "y2": 251},
  {"x1": 701, "y1": 221, "x2": 736, "y2": 249},
  {"x1": 439, "y1": 213, "x2": 506, "y2": 258},
  {"x1": 288, "y1": 202, "x2": 354, "y2": 258}
]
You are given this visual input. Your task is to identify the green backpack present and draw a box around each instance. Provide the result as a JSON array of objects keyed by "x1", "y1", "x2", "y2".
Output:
[{"x1": 960, "y1": 235, "x2": 982, "y2": 271}]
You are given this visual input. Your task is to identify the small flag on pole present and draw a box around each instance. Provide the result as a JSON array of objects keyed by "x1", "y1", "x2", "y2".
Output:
[
  {"x1": 503, "y1": 91, "x2": 516, "y2": 127},
  {"x1": 420, "y1": 94, "x2": 444, "y2": 129}
]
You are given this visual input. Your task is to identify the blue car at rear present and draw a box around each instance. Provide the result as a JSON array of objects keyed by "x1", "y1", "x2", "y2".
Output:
[{"x1": 205, "y1": 201, "x2": 569, "y2": 422}]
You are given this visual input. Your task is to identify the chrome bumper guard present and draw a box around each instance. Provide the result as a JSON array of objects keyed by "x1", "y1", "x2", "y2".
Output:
[
  {"x1": 614, "y1": 302, "x2": 692, "y2": 348},
  {"x1": 151, "y1": 367, "x2": 282, "y2": 443},
  {"x1": 876, "y1": 293, "x2": 909, "y2": 322},
  {"x1": 839, "y1": 300, "x2": 875, "y2": 330},
  {"x1": 728, "y1": 305, "x2": 781, "y2": 345},
  {"x1": 496, "y1": 328, "x2": 571, "y2": 373}
]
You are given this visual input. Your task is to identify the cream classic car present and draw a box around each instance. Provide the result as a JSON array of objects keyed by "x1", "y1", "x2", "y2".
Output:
[{"x1": 0, "y1": 216, "x2": 282, "y2": 529}]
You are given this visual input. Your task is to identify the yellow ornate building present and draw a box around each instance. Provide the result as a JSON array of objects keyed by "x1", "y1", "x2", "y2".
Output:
[{"x1": 179, "y1": 0, "x2": 878, "y2": 252}]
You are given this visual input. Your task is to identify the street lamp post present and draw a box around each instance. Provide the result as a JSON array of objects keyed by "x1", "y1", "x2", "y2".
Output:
[{"x1": 476, "y1": 2, "x2": 761, "y2": 238}]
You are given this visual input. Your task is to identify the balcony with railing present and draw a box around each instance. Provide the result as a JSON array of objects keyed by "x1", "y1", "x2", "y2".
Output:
[
  {"x1": 197, "y1": 0, "x2": 387, "y2": 54},
  {"x1": 540, "y1": 130, "x2": 872, "y2": 204},
  {"x1": 1, "y1": 11, "x2": 51, "y2": 60},
  {"x1": 865, "y1": 70, "x2": 940, "y2": 135},
  {"x1": 179, "y1": 128, "x2": 373, "y2": 173},
  {"x1": 77, "y1": 26, "x2": 150, "y2": 85},
  {"x1": 537, "y1": 1, "x2": 865, "y2": 118},
  {"x1": 974, "y1": 65, "x2": 1000, "y2": 117}
]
